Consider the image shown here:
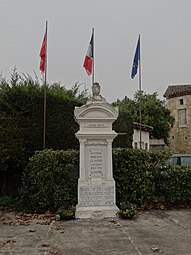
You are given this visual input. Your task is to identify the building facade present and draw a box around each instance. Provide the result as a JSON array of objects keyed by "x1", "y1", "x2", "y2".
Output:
[
  {"x1": 132, "y1": 122, "x2": 153, "y2": 150},
  {"x1": 164, "y1": 85, "x2": 191, "y2": 153}
]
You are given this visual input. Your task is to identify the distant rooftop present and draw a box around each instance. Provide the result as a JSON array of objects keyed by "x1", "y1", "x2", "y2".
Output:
[
  {"x1": 133, "y1": 122, "x2": 153, "y2": 132},
  {"x1": 163, "y1": 84, "x2": 191, "y2": 99}
]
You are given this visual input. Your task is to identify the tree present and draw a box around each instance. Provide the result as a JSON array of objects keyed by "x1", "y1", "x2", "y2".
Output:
[
  {"x1": 112, "y1": 96, "x2": 134, "y2": 148},
  {"x1": 0, "y1": 70, "x2": 88, "y2": 195},
  {"x1": 134, "y1": 92, "x2": 175, "y2": 144},
  {"x1": 113, "y1": 92, "x2": 175, "y2": 146}
]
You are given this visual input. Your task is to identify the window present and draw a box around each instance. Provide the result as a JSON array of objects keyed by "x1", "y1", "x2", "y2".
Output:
[
  {"x1": 178, "y1": 109, "x2": 187, "y2": 126},
  {"x1": 145, "y1": 143, "x2": 148, "y2": 150},
  {"x1": 180, "y1": 99, "x2": 183, "y2": 105},
  {"x1": 134, "y1": 142, "x2": 138, "y2": 149},
  {"x1": 181, "y1": 156, "x2": 191, "y2": 165}
]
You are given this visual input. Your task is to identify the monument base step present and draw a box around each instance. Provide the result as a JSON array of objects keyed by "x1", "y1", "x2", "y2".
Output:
[{"x1": 75, "y1": 205, "x2": 119, "y2": 219}]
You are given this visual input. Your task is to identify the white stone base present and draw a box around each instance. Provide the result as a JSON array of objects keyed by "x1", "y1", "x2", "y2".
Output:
[
  {"x1": 75, "y1": 205, "x2": 119, "y2": 219},
  {"x1": 76, "y1": 179, "x2": 118, "y2": 219}
]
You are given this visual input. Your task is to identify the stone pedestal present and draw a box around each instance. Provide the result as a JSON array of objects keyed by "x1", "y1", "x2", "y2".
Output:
[{"x1": 74, "y1": 83, "x2": 119, "y2": 219}]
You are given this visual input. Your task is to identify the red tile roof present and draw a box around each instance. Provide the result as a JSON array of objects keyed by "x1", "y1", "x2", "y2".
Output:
[
  {"x1": 133, "y1": 122, "x2": 153, "y2": 132},
  {"x1": 164, "y1": 85, "x2": 191, "y2": 98}
]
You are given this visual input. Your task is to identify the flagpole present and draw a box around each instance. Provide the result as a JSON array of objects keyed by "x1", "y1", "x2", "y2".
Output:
[
  {"x1": 138, "y1": 34, "x2": 142, "y2": 149},
  {"x1": 92, "y1": 27, "x2": 95, "y2": 85},
  {"x1": 43, "y1": 21, "x2": 48, "y2": 150}
]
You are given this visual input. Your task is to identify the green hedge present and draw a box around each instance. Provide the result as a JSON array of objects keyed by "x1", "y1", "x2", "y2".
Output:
[
  {"x1": 113, "y1": 148, "x2": 166, "y2": 208},
  {"x1": 159, "y1": 166, "x2": 191, "y2": 205},
  {"x1": 19, "y1": 148, "x2": 191, "y2": 212},
  {"x1": 19, "y1": 149, "x2": 79, "y2": 212}
]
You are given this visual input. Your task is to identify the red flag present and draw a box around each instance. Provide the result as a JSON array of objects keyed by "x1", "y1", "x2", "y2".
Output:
[
  {"x1": 39, "y1": 31, "x2": 47, "y2": 73},
  {"x1": 83, "y1": 33, "x2": 93, "y2": 75}
]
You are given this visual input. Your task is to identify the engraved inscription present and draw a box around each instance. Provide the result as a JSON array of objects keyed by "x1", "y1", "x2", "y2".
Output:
[
  {"x1": 79, "y1": 185, "x2": 114, "y2": 207},
  {"x1": 88, "y1": 148, "x2": 104, "y2": 177},
  {"x1": 87, "y1": 123, "x2": 107, "y2": 128}
]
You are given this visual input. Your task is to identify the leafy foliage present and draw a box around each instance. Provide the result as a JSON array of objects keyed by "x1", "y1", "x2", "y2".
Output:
[
  {"x1": 113, "y1": 148, "x2": 157, "y2": 208},
  {"x1": 0, "y1": 70, "x2": 87, "y2": 195},
  {"x1": 112, "y1": 97, "x2": 135, "y2": 148},
  {"x1": 113, "y1": 108, "x2": 133, "y2": 148},
  {"x1": 113, "y1": 92, "x2": 175, "y2": 145},
  {"x1": 157, "y1": 165, "x2": 191, "y2": 205},
  {"x1": 19, "y1": 149, "x2": 79, "y2": 212},
  {"x1": 0, "y1": 195, "x2": 15, "y2": 210},
  {"x1": 18, "y1": 148, "x2": 191, "y2": 212},
  {"x1": 59, "y1": 206, "x2": 75, "y2": 220},
  {"x1": 135, "y1": 92, "x2": 174, "y2": 144},
  {"x1": 118, "y1": 202, "x2": 136, "y2": 219}
]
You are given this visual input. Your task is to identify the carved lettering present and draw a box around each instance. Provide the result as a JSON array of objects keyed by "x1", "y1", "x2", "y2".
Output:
[
  {"x1": 88, "y1": 148, "x2": 104, "y2": 177},
  {"x1": 87, "y1": 123, "x2": 107, "y2": 128},
  {"x1": 79, "y1": 185, "x2": 115, "y2": 206}
]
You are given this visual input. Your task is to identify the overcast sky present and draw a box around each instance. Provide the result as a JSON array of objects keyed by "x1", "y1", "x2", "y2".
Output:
[{"x1": 0, "y1": 0, "x2": 191, "y2": 102}]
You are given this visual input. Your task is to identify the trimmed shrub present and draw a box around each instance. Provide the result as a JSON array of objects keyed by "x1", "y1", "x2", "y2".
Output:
[
  {"x1": 0, "y1": 195, "x2": 15, "y2": 210},
  {"x1": 159, "y1": 165, "x2": 191, "y2": 205},
  {"x1": 113, "y1": 148, "x2": 159, "y2": 208},
  {"x1": 19, "y1": 149, "x2": 79, "y2": 212},
  {"x1": 19, "y1": 148, "x2": 191, "y2": 212}
]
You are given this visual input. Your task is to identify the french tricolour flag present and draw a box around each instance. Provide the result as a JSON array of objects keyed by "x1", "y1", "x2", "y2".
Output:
[{"x1": 83, "y1": 32, "x2": 94, "y2": 76}]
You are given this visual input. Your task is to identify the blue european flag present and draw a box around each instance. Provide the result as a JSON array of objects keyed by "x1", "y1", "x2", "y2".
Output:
[{"x1": 131, "y1": 35, "x2": 140, "y2": 79}]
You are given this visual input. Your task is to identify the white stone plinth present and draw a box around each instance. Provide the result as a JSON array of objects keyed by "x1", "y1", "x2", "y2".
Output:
[{"x1": 75, "y1": 179, "x2": 118, "y2": 219}]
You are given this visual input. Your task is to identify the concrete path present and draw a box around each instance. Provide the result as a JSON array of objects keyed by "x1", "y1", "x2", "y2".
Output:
[{"x1": 0, "y1": 209, "x2": 191, "y2": 255}]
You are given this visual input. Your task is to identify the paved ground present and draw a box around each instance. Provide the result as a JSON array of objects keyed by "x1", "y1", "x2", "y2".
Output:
[{"x1": 0, "y1": 209, "x2": 191, "y2": 255}]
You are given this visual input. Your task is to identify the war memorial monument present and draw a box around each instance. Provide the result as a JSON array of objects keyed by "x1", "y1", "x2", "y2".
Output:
[{"x1": 74, "y1": 82, "x2": 119, "y2": 219}]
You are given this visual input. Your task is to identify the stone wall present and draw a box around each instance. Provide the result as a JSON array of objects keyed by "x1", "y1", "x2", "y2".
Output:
[{"x1": 166, "y1": 95, "x2": 191, "y2": 153}]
